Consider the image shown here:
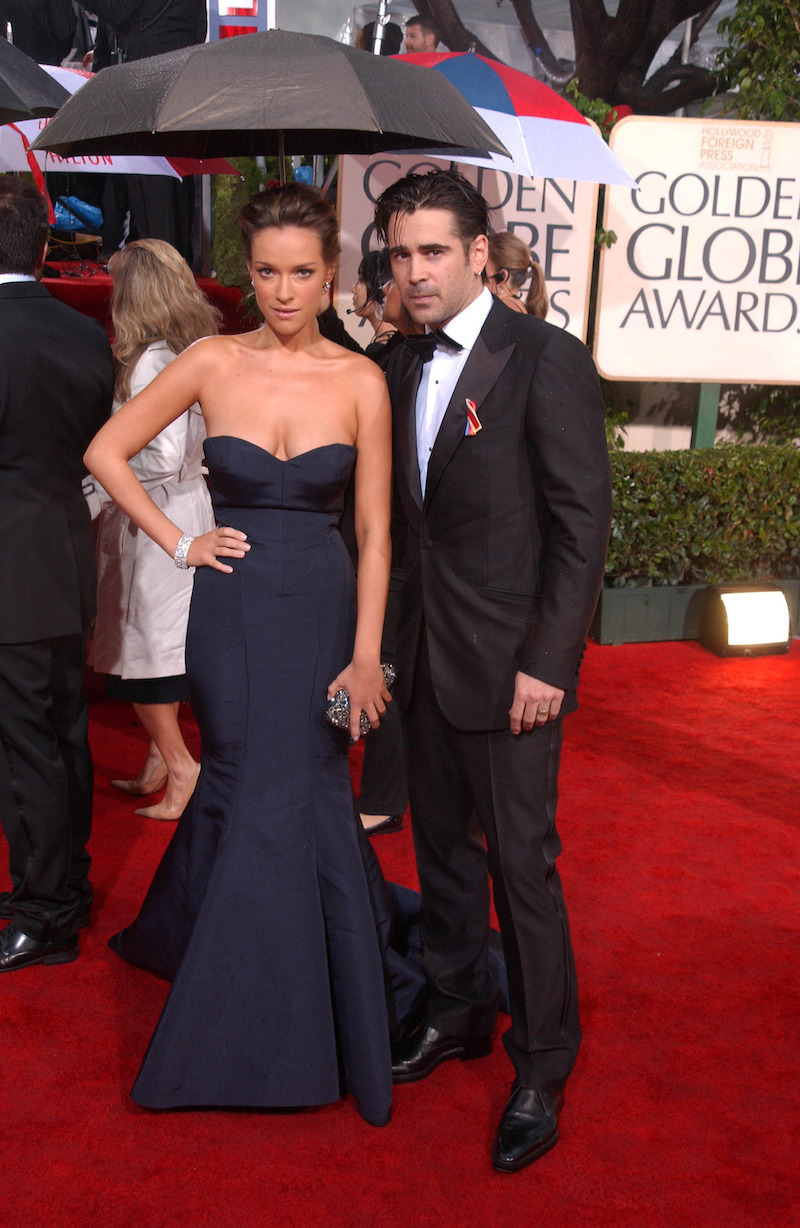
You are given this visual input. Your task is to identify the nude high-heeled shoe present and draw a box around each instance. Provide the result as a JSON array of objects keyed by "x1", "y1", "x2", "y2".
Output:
[
  {"x1": 134, "y1": 764, "x2": 201, "y2": 821},
  {"x1": 110, "y1": 767, "x2": 168, "y2": 797}
]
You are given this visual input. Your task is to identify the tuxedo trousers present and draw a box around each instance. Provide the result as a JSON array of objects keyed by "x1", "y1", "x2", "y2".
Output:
[
  {"x1": 0, "y1": 633, "x2": 93, "y2": 940},
  {"x1": 403, "y1": 632, "x2": 580, "y2": 1090}
]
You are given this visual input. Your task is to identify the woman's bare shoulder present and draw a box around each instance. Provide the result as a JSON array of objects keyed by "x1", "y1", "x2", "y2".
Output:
[
  {"x1": 180, "y1": 331, "x2": 258, "y2": 367},
  {"x1": 326, "y1": 341, "x2": 387, "y2": 383}
]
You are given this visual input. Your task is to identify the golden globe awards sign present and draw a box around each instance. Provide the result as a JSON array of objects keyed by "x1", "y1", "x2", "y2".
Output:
[
  {"x1": 595, "y1": 116, "x2": 800, "y2": 383},
  {"x1": 336, "y1": 154, "x2": 598, "y2": 346}
]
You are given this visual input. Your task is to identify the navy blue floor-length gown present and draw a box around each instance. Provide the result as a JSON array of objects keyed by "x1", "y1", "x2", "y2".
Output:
[{"x1": 110, "y1": 437, "x2": 402, "y2": 1126}]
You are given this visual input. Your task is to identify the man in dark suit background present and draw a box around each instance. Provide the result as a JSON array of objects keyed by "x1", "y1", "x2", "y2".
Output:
[
  {"x1": 86, "y1": 0, "x2": 207, "y2": 264},
  {"x1": 0, "y1": 177, "x2": 113, "y2": 971},
  {"x1": 0, "y1": 0, "x2": 77, "y2": 64},
  {"x1": 88, "y1": 0, "x2": 205, "y2": 66},
  {"x1": 374, "y1": 170, "x2": 612, "y2": 1171}
]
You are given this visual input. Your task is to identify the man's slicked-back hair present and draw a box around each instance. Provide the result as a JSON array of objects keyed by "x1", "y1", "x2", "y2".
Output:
[
  {"x1": 374, "y1": 170, "x2": 490, "y2": 253},
  {"x1": 0, "y1": 178, "x2": 48, "y2": 275}
]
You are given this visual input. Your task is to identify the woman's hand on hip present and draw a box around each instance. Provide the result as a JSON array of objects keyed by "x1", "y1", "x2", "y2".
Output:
[{"x1": 187, "y1": 526, "x2": 250, "y2": 573}]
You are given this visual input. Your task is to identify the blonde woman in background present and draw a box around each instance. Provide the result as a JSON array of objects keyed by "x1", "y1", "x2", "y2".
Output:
[
  {"x1": 486, "y1": 230, "x2": 550, "y2": 320},
  {"x1": 88, "y1": 240, "x2": 220, "y2": 820}
]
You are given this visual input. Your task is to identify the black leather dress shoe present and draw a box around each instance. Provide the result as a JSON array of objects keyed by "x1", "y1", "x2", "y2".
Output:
[
  {"x1": 492, "y1": 1084, "x2": 564, "y2": 1172},
  {"x1": 0, "y1": 891, "x2": 90, "y2": 929},
  {"x1": 391, "y1": 1025, "x2": 492, "y2": 1083},
  {"x1": 363, "y1": 814, "x2": 404, "y2": 837},
  {"x1": 0, "y1": 924, "x2": 79, "y2": 973}
]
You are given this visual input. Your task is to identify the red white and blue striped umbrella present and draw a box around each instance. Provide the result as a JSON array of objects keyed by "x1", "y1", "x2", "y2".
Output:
[{"x1": 397, "y1": 52, "x2": 636, "y2": 188}]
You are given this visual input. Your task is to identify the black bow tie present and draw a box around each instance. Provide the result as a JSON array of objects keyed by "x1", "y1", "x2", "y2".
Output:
[{"x1": 404, "y1": 328, "x2": 464, "y2": 363}]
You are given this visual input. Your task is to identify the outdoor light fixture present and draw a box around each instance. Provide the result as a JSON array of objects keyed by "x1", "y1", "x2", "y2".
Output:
[{"x1": 701, "y1": 584, "x2": 792, "y2": 657}]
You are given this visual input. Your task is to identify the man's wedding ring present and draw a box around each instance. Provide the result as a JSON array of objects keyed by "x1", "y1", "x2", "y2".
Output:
[{"x1": 537, "y1": 708, "x2": 549, "y2": 716}]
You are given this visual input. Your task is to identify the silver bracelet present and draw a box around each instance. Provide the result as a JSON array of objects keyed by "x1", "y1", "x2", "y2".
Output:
[{"x1": 174, "y1": 532, "x2": 194, "y2": 570}]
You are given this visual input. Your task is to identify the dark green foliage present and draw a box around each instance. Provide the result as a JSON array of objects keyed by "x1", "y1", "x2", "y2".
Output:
[
  {"x1": 712, "y1": 0, "x2": 800, "y2": 120},
  {"x1": 211, "y1": 156, "x2": 264, "y2": 292},
  {"x1": 719, "y1": 386, "x2": 800, "y2": 445},
  {"x1": 606, "y1": 445, "x2": 800, "y2": 585},
  {"x1": 564, "y1": 80, "x2": 619, "y2": 140},
  {"x1": 605, "y1": 402, "x2": 631, "y2": 452}
]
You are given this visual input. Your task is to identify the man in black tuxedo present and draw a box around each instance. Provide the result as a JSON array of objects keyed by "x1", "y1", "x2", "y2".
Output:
[
  {"x1": 374, "y1": 170, "x2": 612, "y2": 1170},
  {"x1": 0, "y1": 178, "x2": 113, "y2": 972}
]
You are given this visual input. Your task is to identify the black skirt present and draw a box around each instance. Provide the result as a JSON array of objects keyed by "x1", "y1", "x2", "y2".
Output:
[{"x1": 105, "y1": 673, "x2": 189, "y2": 704}]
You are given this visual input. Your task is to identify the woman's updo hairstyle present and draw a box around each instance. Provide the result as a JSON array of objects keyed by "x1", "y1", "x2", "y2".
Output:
[
  {"x1": 488, "y1": 230, "x2": 532, "y2": 292},
  {"x1": 357, "y1": 248, "x2": 392, "y2": 308},
  {"x1": 487, "y1": 230, "x2": 549, "y2": 319},
  {"x1": 238, "y1": 182, "x2": 341, "y2": 265}
]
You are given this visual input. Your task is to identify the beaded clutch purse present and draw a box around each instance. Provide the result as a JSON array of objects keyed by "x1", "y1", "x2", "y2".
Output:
[{"x1": 325, "y1": 662, "x2": 397, "y2": 737}]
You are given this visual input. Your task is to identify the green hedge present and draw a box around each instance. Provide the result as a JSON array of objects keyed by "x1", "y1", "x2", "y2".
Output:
[
  {"x1": 212, "y1": 156, "x2": 264, "y2": 293},
  {"x1": 606, "y1": 444, "x2": 800, "y2": 586}
]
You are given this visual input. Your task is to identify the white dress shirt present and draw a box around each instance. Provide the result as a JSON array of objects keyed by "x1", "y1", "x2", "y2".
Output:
[
  {"x1": 416, "y1": 287, "x2": 494, "y2": 495},
  {"x1": 0, "y1": 274, "x2": 36, "y2": 284}
]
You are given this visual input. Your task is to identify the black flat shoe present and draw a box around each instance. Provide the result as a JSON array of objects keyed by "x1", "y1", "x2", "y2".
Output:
[
  {"x1": 363, "y1": 813, "x2": 404, "y2": 837},
  {"x1": 0, "y1": 924, "x2": 79, "y2": 973},
  {"x1": 492, "y1": 1084, "x2": 564, "y2": 1172},
  {"x1": 391, "y1": 1025, "x2": 492, "y2": 1083}
]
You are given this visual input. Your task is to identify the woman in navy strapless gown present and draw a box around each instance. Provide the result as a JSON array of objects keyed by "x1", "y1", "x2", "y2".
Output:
[{"x1": 84, "y1": 185, "x2": 401, "y2": 1126}]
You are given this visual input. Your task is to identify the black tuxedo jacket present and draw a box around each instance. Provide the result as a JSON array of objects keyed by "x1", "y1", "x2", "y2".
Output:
[
  {"x1": 386, "y1": 298, "x2": 612, "y2": 730},
  {"x1": 0, "y1": 281, "x2": 114, "y2": 644}
]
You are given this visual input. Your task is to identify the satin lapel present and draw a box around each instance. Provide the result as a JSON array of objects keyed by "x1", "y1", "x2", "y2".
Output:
[
  {"x1": 424, "y1": 322, "x2": 516, "y2": 508},
  {"x1": 391, "y1": 349, "x2": 424, "y2": 512}
]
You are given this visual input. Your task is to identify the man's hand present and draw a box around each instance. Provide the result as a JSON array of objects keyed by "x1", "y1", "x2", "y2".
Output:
[{"x1": 509, "y1": 671, "x2": 565, "y2": 735}]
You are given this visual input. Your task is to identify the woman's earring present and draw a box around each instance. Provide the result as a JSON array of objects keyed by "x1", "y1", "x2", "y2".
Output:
[
  {"x1": 323, "y1": 281, "x2": 331, "y2": 291},
  {"x1": 249, "y1": 277, "x2": 254, "y2": 285}
]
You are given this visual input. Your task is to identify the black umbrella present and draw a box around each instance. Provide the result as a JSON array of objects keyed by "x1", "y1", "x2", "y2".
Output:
[
  {"x1": 0, "y1": 37, "x2": 70, "y2": 126},
  {"x1": 32, "y1": 29, "x2": 508, "y2": 163}
]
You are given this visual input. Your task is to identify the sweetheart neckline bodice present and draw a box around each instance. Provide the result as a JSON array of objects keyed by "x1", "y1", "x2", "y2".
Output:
[{"x1": 204, "y1": 436, "x2": 356, "y2": 464}]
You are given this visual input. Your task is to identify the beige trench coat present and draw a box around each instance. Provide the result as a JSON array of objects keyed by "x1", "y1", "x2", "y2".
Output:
[{"x1": 90, "y1": 342, "x2": 215, "y2": 680}]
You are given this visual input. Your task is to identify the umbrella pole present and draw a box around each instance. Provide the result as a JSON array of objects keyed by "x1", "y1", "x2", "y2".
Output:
[
  {"x1": 372, "y1": 0, "x2": 389, "y2": 53},
  {"x1": 279, "y1": 131, "x2": 286, "y2": 185},
  {"x1": 200, "y1": 175, "x2": 212, "y2": 277}
]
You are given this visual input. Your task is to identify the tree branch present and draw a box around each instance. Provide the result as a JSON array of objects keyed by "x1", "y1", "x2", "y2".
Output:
[
  {"x1": 690, "y1": 0, "x2": 723, "y2": 38},
  {"x1": 621, "y1": 60, "x2": 714, "y2": 113},
  {"x1": 612, "y1": 0, "x2": 721, "y2": 101},
  {"x1": 511, "y1": 0, "x2": 573, "y2": 81}
]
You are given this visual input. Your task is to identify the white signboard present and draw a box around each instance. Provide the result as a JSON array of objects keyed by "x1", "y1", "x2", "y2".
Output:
[
  {"x1": 336, "y1": 154, "x2": 598, "y2": 347},
  {"x1": 595, "y1": 116, "x2": 800, "y2": 383}
]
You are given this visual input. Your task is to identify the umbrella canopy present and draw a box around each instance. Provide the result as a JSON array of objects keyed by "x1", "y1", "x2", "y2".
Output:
[
  {"x1": 0, "y1": 36, "x2": 69, "y2": 126},
  {"x1": 1, "y1": 66, "x2": 238, "y2": 179},
  {"x1": 32, "y1": 30, "x2": 508, "y2": 162},
  {"x1": 395, "y1": 52, "x2": 636, "y2": 188}
]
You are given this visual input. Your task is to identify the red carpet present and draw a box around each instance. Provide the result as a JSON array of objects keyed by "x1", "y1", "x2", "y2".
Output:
[{"x1": 3, "y1": 640, "x2": 799, "y2": 1227}]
